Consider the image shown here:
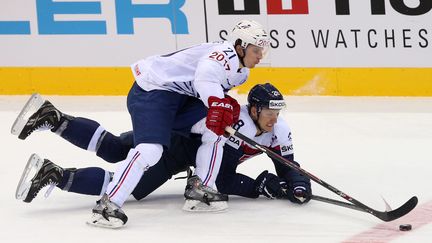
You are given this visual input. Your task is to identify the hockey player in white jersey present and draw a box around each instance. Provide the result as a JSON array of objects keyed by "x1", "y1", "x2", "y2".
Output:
[
  {"x1": 120, "y1": 19, "x2": 269, "y2": 219},
  {"x1": 11, "y1": 20, "x2": 270, "y2": 227}
]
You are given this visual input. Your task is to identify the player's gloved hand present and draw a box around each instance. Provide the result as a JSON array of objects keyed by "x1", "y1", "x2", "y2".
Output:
[
  {"x1": 292, "y1": 185, "x2": 311, "y2": 204},
  {"x1": 255, "y1": 170, "x2": 288, "y2": 199},
  {"x1": 284, "y1": 168, "x2": 312, "y2": 204},
  {"x1": 206, "y1": 96, "x2": 234, "y2": 136},
  {"x1": 224, "y1": 94, "x2": 240, "y2": 123}
]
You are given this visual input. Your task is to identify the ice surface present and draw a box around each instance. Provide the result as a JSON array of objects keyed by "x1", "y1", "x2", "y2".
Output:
[{"x1": 1, "y1": 95, "x2": 431, "y2": 243}]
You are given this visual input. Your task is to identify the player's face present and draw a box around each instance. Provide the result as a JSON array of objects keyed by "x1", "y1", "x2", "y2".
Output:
[
  {"x1": 243, "y1": 45, "x2": 264, "y2": 68},
  {"x1": 251, "y1": 107, "x2": 279, "y2": 133}
]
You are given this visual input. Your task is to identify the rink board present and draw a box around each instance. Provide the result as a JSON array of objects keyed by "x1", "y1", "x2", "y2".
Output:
[
  {"x1": 1, "y1": 1, "x2": 431, "y2": 96},
  {"x1": 1, "y1": 67, "x2": 432, "y2": 96}
]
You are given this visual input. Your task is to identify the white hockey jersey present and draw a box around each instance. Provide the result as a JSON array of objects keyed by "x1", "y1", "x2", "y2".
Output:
[
  {"x1": 226, "y1": 106, "x2": 294, "y2": 163},
  {"x1": 131, "y1": 41, "x2": 249, "y2": 104}
]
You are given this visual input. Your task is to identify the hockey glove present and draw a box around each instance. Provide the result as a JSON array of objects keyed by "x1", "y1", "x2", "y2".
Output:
[
  {"x1": 224, "y1": 94, "x2": 240, "y2": 123},
  {"x1": 254, "y1": 170, "x2": 288, "y2": 199},
  {"x1": 206, "y1": 96, "x2": 234, "y2": 136},
  {"x1": 284, "y1": 168, "x2": 312, "y2": 204},
  {"x1": 292, "y1": 186, "x2": 311, "y2": 204}
]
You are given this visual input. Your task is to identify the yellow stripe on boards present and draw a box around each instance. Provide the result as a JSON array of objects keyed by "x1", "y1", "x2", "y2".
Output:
[
  {"x1": 242, "y1": 68, "x2": 432, "y2": 96},
  {"x1": 0, "y1": 67, "x2": 133, "y2": 95},
  {"x1": 1, "y1": 67, "x2": 431, "y2": 96}
]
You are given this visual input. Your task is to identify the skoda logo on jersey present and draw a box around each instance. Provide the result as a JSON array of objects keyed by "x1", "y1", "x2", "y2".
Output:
[
  {"x1": 281, "y1": 144, "x2": 294, "y2": 156},
  {"x1": 227, "y1": 135, "x2": 241, "y2": 149},
  {"x1": 269, "y1": 100, "x2": 285, "y2": 109}
]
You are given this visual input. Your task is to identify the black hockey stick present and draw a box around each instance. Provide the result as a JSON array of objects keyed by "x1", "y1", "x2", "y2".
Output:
[
  {"x1": 225, "y1": 127, "x2": 418, "y2": 222},
  {"x1": 312, "y1": 195, "x2": 372, "y2": 213}
]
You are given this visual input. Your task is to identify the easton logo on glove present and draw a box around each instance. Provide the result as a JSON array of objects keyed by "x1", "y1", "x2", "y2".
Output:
[
  {"x1": 210, "y1": 101, "x2": 233, "y2": 110},
  {"x1": 206, "y1": 96, "x2": 236, "y2": 136}
]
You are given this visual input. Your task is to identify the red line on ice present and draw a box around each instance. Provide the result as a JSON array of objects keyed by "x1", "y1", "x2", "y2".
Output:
[{"x1": 343, "y1": 200, "x2": 432, "y2": 243}]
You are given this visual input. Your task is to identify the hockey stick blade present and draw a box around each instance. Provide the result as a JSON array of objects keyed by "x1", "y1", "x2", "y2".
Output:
[
  {"x1": 373, "y1": 196, "x2": 418, "y2": 222},
  {"x1": 225, "y1": 127, "x2": 418, "y2": 222},
  {"x1": 312, "y1": 195, "x2": 418, "y2": 221}
]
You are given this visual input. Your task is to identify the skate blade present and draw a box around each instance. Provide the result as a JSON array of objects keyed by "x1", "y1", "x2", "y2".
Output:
[
  {"x1": 11, "y1": 93, "x2": 45, "y2": 137},
  {"x1": 182, "y1": 199, "x2": 228, "y2": 213},
  {"x1": 15, "y1": 154, "x2": 44, "y2": 200},
  {"x1": 86, "y1": 214, "x2": 125, "y2": 229}
]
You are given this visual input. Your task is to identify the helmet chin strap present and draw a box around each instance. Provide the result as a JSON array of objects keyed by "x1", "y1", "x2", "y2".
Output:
[
  {"x1": 239, "y1": 55, "x2": 246, "y2": 68},
  {"x1": 236, "y1": 45, "x2": 247, "y2": 68}
]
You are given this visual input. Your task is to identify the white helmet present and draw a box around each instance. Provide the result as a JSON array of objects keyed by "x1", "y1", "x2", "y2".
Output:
[{"x1": 230, "y1": 20, "x2": 270, "y2": 49}]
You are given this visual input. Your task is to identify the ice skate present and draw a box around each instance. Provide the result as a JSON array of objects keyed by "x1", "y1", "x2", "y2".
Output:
[
  {"x1": 16, "y1": 154, "x2": 63, "y2": 203},
  {"x1": 183, "y1": 175, "x2": 228, "y2": 212},
  {"x1": 87, "y1": 194, "x2": 128, "y2": 229},
  {"x1": 11, "y1": 93, "x2": 69, "y2": 140}
]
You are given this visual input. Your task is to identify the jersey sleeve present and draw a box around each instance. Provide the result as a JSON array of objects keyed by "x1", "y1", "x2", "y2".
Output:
[
  {"x1": 265, "y1": 119, "x2": 310, "y2": 188},
  {"x1": 268, "y1": 118, "x2": 298, "y2": 179},
  {"x1": 194, "y1": 50, "x2": 230, "y2": 106},
  {"x1": 272, "y1": 117, "x2": 294, "y2": 156}
]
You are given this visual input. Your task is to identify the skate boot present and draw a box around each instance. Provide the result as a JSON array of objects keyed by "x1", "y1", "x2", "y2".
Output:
[
  {"x1": 183, "y1": 175, "x2": 228, "y2": 212},
  {"x1": 87, "y1": 194, "x2": 128, "y2": 229},
  {"x1": 11, "y1": 93, "x2": 72, "y2": 140},
  {"x1": 16, "y1": 154, "x2": 64, "y2": 203}
]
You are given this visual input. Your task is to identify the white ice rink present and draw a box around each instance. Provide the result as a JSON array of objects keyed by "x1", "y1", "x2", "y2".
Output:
[{"x1": 1, "y1": 95, "x2": 432, "y2": 243}]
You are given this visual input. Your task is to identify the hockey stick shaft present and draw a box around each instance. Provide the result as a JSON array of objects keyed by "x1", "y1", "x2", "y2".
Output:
[
  {"x1": 225, "y1": 127, "x2": 417, "y2": 221},
  {"x1": 312, "y1": 195, "x2": 368, "y2": 213}
]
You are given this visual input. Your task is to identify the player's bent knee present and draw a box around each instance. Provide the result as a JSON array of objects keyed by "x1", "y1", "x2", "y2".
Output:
[
  {"x1": 134, "y1": 143, "x2": 163, "y2": 167},
  {"x1": 96, "y1": 131, "x2": 131, "y2": 163}
]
